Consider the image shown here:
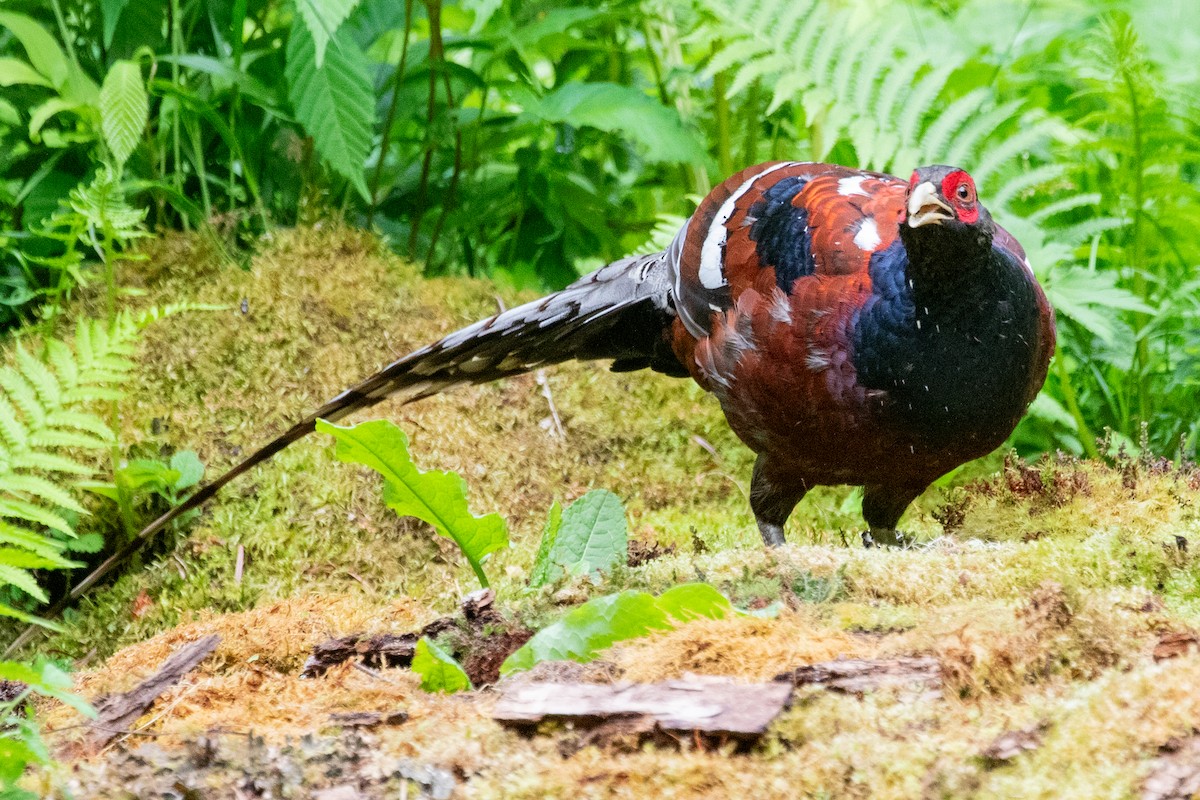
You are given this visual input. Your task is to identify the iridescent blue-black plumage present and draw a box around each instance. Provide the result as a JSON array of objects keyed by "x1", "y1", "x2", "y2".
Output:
[{"x1": 669, "y1": 162, "x2": 1054, "y2": 545}]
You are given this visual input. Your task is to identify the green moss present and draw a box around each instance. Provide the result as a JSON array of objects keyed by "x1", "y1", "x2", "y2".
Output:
[{"x1": 21, "y1": 225, "x2": 1200, "y2": 799}]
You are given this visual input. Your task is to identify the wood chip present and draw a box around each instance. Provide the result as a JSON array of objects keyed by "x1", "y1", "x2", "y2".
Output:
[
  {"x1": 327, "y1": 710, "x2": 409, "y2": 728},
  {"x1": 774, "y1": 656, "x2": 941, "y2": 696},
  {"x1": 1143, "y1": 736, "x2": 1200, "y2": 800},
  {"x1": 493, "y1": 678, "x2": 792, "y2": 739},
  {"x1": 1153, "y1": 632, "x2": 1199, "y2": 662},
  {"x1": 87, "y1": 635, "x2": 220, "y2": 752},
  {"x1": 981, "y1": 722, "x2": 1048, "y2": 765}
]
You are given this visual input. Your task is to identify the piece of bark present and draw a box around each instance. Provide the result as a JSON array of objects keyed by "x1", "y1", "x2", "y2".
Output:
[
  {"x1": 1143, "y1": 736, "x2": 1200, "y2": 800},
  {"x1": 87, "y1": 635, "x2": 220, "y2": 752},
  {"x1": 303, "y1": 633, "x2": 419, "y2": 677},
  {"x1": 981, "y1": 722, "x2": 1048, "y2": 766},
  {"x1": 327, "y1": 710, "x2": 409, "y2": 728},
  {"x1": 1153, "y1": 632, "x2": 1199, "y2": 662},
  {"x1": 493, "y1": 678, "x2": 792, "y2": 739},
  {"x1": 774, "y1": 656, "x2": 941, "y2": 696},
  {"x1": 302, "y1": 590, "x2": 506, "y2": 677}
]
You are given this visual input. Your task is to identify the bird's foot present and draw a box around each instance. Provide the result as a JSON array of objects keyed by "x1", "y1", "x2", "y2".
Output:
[
  {"x1": 757, "y1": 520, "x2": 787, "y2": 548},
  {"x1": 862, "y1": 527, "x2": 909, "y2": 548}
]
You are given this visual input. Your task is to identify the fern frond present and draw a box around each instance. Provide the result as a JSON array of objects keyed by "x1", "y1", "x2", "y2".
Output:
[
  {"x1": 0, "y1": 564, "x2": 49, "y2": 604},
  {"x1": 0, "y1": 312, "x2": 141, "y2": 612}
]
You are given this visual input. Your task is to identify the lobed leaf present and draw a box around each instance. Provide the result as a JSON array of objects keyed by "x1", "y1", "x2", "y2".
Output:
[{"x1": 318, "y1": 419, "x2": 508, "y2": 587}]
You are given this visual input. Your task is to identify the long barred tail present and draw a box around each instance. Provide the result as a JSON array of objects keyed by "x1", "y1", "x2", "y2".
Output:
[{"x1": 5, "y1": 252, "x2": 680, "y2": 653}]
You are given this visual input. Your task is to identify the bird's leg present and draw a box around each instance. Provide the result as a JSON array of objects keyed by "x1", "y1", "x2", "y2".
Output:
[
  {"x1": 750, "y1": 456, "x2": 807, "y2": 547},
  {"x1": 861, "y1": 483, "x2": 927, "y2": 548}
]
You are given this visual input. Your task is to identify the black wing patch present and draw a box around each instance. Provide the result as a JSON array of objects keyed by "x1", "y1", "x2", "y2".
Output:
[{"x1": 747, "y1": 175, "x2": 815, "y2": 293}]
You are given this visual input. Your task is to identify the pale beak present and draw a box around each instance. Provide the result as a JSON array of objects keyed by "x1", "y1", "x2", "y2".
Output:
[{"x1": 906, "y1": 182, "x2": 954, "y2": 228}]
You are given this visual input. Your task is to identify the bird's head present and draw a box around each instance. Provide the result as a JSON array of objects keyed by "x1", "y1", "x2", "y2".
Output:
[{"x1": 900, "y1": 165, "x2": 994, "y2": 261}]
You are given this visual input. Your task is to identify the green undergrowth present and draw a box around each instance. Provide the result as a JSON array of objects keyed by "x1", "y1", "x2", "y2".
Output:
[{"x1": 12, "y1": 225, "x2": 1200, "y2": 799}]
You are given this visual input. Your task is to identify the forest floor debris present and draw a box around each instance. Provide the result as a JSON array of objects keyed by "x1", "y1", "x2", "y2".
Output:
[{"x1": 10, "y1": 227, "x2": 1200, "y2": 798}]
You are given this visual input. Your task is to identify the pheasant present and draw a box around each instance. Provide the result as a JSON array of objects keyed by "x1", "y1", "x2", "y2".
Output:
[{"x1": 59, "y1": 162, "x2": 1056, "y2": 609}]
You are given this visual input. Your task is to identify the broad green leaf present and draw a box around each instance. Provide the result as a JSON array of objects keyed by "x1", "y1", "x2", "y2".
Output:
[
  {"x1": 412, "y1": 638, "x2": 472, "y2": 694},
  {"x1": 285, "y1": 21, "x2": 374, "y2": 200},
  {"x1": 0, "y1": 97, "x2": 19, "y2": 126},
  {"x1": 99, "y1": 60, "x2": 149, "y2": 168},
  {"x1": 500, "y1": 590, "x2": 671, "y2": 675},
  {"x1": 157, "y1": 54, "x2": 279, "y2": 108},
  {"x1": 501, "y1": 584, "x2": 737, "y2": 675},
  {"x1": 529, "y1": 82, "x2": 705, "y2": 164},
  {"x1": 0, "y1": 12, "x2": 69, "y2": 88},
  {"x1": 29, "y1": 98, "x2": 89, "y2": 140},
  {"x1": 529, "y1": 490, "x2": 626, "y2": 588},
  {"x1": 528, "y1": 500, "x2": 561, "y2": 589},
  {"x1": 295, "y1": 0, "x2": 361, "y2": 67},
  {"x1": 0, "y1": 57, "x2": 52, "y2": 88},
  {"x1": 318, "y1": 419, "x2": 508, "y2": 587},
  {"x1": 655, "y1": 583, "x2": 734, "y2": 623},
  {"x1": 170, "y1": 450, "x2": 204, "y2": 489}
]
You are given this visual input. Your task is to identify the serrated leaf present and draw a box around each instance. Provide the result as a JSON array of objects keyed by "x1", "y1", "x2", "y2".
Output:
[
  {"x1": 412, "y1": 637, "x2": 473, "y2": 694},
  {"x1": 295, "y1": 0, "x2": 361, "y2": 68},
  {"x1": 528, "y1": 82, "x2": 705, "y2": 164},
  {"x1": 318, "y1": 419, "x2": 508, "y2": 587},
  {"x1": 99, "y1": 60, "x2": 149, "y2": 168},
  {"x1": 285, "y1": 21, "x2": 374, "y2": 201},
  {"x1": 531, "y1": 490, "x2": 626, "y2": 587},
  {"x1": 0, "y1": 564, "x2": 48, "y2": 603},
  {"x1": 3, "y1": 474, "x2": 88, "y2": 514},
  {"x1": 10, "y1": 452, "x2": 92, "y2": 475},
  {"x1": 501, "y1": 583, "x2": 736, "y2": 675},
  {"x1": 0, "y1": 499, "x2": 74, "y2": 536},
  {"x1": 500, "y1": 590, "x2": 669, "y2": 675},
  {"x1": 528, "y1": 500, "x2": 561, "y2": 589},
  {"x1": 0, "y1": 547, "x2": 78, "y2": 571}
]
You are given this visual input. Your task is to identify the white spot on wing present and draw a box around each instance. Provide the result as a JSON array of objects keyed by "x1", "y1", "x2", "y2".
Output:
[
  {"x1": 837, "y1": 175, "x2": 870, "y2": 197},
  {"x1": 699, "y1": 162, "x2": 796, "y2": 289},
  {"x1": 853, "y1": 218, "x2": 881, "y2": 251}
]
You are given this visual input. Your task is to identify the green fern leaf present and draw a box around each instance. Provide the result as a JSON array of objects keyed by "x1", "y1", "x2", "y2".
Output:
[
  {"x1": 0, "y1": 499, "x2": 74, "y2": 536},
  {"x1": 0, "y1": 522, "x2": 71, "y2": 559},
  {"x1": 295, "y1": 0, "x2": 361, "y2": 68},
  {"x1": 285, "y1": 20, "x2": 374, "y2": 201},
  {"x1": 2, "y1": 475, "x2": 88, "y2": 514},
  {"x1": 9, "y1": 452, "x2": 92, "y2": 475},
  {"x1": 0, "y1": 563, "x2": 48, "y2": 603},
  {"x1": 0, "y1": 366, "x2": 45, "y2": 430},
  {"x1": 13, "y1": 345, "x2": 61, "y2": 409},
  {"x1": 99, "y1": 60, "x2": 149, "y2": 168},
  {"x1": 0, "y1": 547, "x2": 78, "y2": 571}
]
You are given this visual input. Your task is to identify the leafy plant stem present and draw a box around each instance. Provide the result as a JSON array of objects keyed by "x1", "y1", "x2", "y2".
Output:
[
  {"x1": 368, "y1": 0, "x2": 414, "y2": 228},
  {"x1": 712, "y1": 54, "x2": 732, "y2": 176},
  {"x1": 48, "y1": 0, "x2": 78, "y2": 66},
  {"x1": 1056, "y1": 350, "x2": 1100, "y2": 459},
  {"x1": 1119, "y1": 62, "x2": 1150, "y2": 428},
  {"x1": 407, "y1": 0, "x2": 444, "y2": 257},
  {"x1": 169, "y1": 0, "x2": 184, "y2": 198}
]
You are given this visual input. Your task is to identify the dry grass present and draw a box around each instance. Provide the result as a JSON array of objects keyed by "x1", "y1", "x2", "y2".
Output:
[{"x1": 15, "y1": 225, "x2": 1200, "y2": 799}]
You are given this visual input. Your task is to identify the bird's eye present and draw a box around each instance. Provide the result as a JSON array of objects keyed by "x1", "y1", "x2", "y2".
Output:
[{"x1": 956, "y1": 183, "x2": 972, "y2": 201}]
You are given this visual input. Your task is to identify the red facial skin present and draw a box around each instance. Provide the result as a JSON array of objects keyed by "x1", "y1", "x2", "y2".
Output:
[{"x1": 940, "y1": 170, "x2": 980, "y2": 224}]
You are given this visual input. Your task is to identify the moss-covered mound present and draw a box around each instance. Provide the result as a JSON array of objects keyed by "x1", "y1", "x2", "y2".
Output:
[{"x1": 17, "y1": 227, "x2": 1200, "y2": 799}]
